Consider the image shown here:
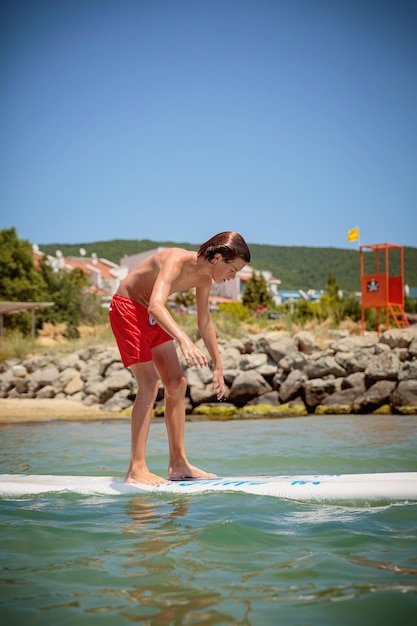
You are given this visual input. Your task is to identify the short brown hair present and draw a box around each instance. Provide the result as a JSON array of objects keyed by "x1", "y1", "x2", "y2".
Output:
[{"x1": 198, "y1": 232, "x2": 251, "y2": 264}]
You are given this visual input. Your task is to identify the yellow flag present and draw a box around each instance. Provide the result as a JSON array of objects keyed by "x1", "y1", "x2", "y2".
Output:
[{"x1": 347, "y1": 227, "x2": 359, "y2": 242}]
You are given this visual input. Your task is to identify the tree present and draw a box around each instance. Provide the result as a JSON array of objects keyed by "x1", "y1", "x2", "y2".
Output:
[
  {"x1": 242, "y1": 271, "x2": 274, "y2": 310},
  {"x1": 37, "y1": 259, "x2": 90, "y2": 338},
  {"x1": 0, "y1": 228, "x2": 100, "y2": 337},
  {"x1": 0, "y1": 228, "x2": 46, "y2": 301},
  {"x1": 326, "y1": 272, "x2": 340, "y2": 300},
  {"x1": 0, "y1": 228, "x2": 48, "y2": 332}
]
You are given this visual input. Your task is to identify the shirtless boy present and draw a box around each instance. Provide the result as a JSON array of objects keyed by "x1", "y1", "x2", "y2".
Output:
[{"x1": 109, "y1": 231, "x2": 251, "y2": 484}]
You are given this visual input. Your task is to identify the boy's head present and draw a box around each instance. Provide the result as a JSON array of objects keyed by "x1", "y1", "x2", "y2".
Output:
[{"x1": 198, "y1": 232, "x2": 251, "y2": 264}]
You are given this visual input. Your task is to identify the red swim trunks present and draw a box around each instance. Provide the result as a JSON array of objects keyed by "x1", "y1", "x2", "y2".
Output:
[{"x1": 109, "y1": 293, "x2": 173, "y2": 367}]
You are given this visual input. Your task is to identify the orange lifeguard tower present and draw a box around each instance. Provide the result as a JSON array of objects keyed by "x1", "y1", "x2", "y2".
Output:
[{"x1": 360, "y1": 243, "x2": 410, "y2": 335}]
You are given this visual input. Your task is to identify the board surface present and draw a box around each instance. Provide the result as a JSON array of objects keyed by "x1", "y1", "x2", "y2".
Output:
[{"x1": 1, "y1": 472, "x2": 417, "y2": 503}]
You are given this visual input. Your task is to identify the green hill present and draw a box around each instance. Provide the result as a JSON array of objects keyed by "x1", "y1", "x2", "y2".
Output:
[{"x1": 39, "y1": 239, "x2": 417, "y2": 293}]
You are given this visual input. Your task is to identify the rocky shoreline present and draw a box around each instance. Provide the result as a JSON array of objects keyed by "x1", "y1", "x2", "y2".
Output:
[{"x1": 1, "y1": 327, "x2": 416, "y2": 420}]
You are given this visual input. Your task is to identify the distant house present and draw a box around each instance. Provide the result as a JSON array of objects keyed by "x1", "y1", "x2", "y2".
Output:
[
  {"x1": 277, "y1": 289, "x2": 325, "y2": 304},
  {"x1": 406, "y1": 286, "x2": 417, "y2": 299},
  {"x1": 212, "y1": 265, "x2": 281, "y2": 306},
  {"x1": 278, "y1": 289, "x2": 308, "y2": 304},
  {"x1": 33, "y1": 246, "x2": 127, "y2": 297}
]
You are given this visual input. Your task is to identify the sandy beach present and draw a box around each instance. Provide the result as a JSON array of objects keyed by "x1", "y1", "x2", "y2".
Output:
[{"x1": 0, "y1": 398, "x2": 129, "y2": 423}]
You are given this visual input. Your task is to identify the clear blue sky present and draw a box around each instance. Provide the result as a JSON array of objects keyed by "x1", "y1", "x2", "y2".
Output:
[{"x1": 1, "y1": 0, "x2": 416, "y2": 249}]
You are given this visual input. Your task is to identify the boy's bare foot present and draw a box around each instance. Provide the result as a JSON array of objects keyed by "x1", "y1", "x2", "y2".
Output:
[
  {"x1": 125, "y1": 469, "x2": 168, "y2": 485},
  {"x1": 168, "y1": 463, "x2": 217, "y2": 481}
]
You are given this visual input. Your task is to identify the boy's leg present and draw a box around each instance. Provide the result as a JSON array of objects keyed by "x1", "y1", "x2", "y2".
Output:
[
  {"x1": 126, "y1": 361, "x2": 167, "y2": 484},
  {"x1": 152, "y1": 341, "x2": 216, "y2": 480}
]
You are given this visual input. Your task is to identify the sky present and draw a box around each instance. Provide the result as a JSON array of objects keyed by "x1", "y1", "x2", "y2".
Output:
[{"x1": 1, "y1": 0, "x2": 416, "y2": 250}]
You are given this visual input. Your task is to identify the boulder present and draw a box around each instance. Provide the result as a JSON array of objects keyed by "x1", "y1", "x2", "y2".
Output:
[
  {"x1": 306, "y1": 356, "x2": 346, "y2": 379},
  {"x1": 229, "y1": 370, "x2": 272, "y2": 407},
  {"x1": 391, "y1": 380, "x2": 417, "y2": 408},
  {"x1": 304, "y1": 378, "x2": 339, "y2": 409},
  {"x1": 189, "y1": 383, "x2": 220, "y2": 405},
  {"x1": 28, "y1": 366, "x2": 60, "y2": 392},
  {"x1": 353, "y1": 380, "x2": 397, "y2": 412},
  {"x1": 293, "y1": 330, "x2": 317, "y2": 355},
  {"x1": 379, "y1": 328, "x2": 415, "y2": 350},
  {"x1": 279, "y1": 352, "x2": 307, "y2": 372},
  {"x1": 398, "y1": 361, "x2": 417, "y2": 382},
  {"x1": 341, "y1": 372, "x2": 366, "y2": 393},
  {"x1": 364, "y1": 351, "x2": 401, "y2": 383},
  {"x1": 239, "y1": 353, "x2": 268, "y2": 371},
  {"x1": 335, "y1": 350, "x2": 372, "y2": 374},
  {"x1": 221, "y1": 347, "x2": 241, "y2": 370},
  {"x1": 279, "y1": 369, "x2": 306, "y2": 403}
]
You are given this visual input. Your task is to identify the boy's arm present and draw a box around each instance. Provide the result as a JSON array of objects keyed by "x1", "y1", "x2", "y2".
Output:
[
  {"x1": 196, "y1": 285, "x2": 225, "y2": 399},
  {"x1": 147, "y1": 255, "x2": 208, "y2": 368}
]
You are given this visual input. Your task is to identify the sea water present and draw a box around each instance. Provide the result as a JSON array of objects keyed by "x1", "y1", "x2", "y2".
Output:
[{"x1": 0, "y1": 414, "x2": 416, "y2": 626}]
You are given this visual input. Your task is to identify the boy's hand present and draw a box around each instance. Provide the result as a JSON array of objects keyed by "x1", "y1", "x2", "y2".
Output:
[
  {"x1": 181, "y1": 340, "x2": 208, "y2": 368},
  {"x1": 212, "y1": 370, "x2": 225, "y2": 400}
]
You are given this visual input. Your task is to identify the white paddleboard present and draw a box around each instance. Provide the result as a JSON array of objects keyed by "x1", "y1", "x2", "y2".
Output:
[{"x1": 0, "y1": 472, "x2": 416, "y2": 503}]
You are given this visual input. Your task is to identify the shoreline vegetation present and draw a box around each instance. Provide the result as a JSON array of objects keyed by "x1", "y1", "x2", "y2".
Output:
[{"x1": 0, "y1": 314, "x2": 417, "y2": 426}]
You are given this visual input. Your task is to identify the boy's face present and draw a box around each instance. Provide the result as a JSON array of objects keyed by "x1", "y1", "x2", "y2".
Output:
[{"x1": 212, "y1": 255, "x2": 246, "y2": 283}]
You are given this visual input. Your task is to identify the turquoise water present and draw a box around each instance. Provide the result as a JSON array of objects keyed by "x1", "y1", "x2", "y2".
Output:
[{"x1": 0, "y1": 414, "x2": 416, "y2": 625}]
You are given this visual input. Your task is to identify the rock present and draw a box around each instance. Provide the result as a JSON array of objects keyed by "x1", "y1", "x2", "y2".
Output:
[
  {"x1": 293, "y1": 330, "x2": 317, "y2": 355},
  {"x1": 63, "y1": 372, "x2": 84, "y2": 395},
  {"x1": 185, "y1": 367, "x2": 213, "y2": 386},
  {"x1": 221, "y1": 347, "x2": 241, "y2": 370},
  {"x1": 304, "y1": 378, "x2": 339, "y2": 409},
  {"x1": 0, "y1": 369, "x2": 15, "y2": 396},
  {"x1": 409, "y1": 338, "x2": 417, "y2": 358},
  {"x1": 271, "y1": 371, "x2": 286, "y2": 391},
  {"x1": 341, "y1": 372, "x2": 366, "y2": 392},
  {"x1": 239, "y1": 353, "x2": 268, "y2": 370},
  {"x1": 330, "y1": 335, "x2": 378, "y2": 353},
  {"x1": 14, "y1": 377, "x2": 30, "y2": 394},
  {"x1": 247, "y1": 390, "x2": 280, "y2": 406},
  {"x1": 279, "y1": 370, "x2": 306, "y2": 403},
  {"x1": 353, "y1": 380, "x2": 397, "y2": 412},
  {"x1": 321, "y1": 387, "x2": 362, "y2": 408},
  {"x1": 28, "y1": 366, "x2": 60, "y2": 392},
  {"x1": 320, "y1": 387, "x2": 363, "y2": 413},
  {"x1": 83, "y1": 379, "x2": 114, "y2": 404},
  {"x1": 391, "y1": 380, "x2": 417, "y2": 407},
  {"x1": 22, "y1": 355, "x2": 56, "y2": 373},
  {"x1": 101, "y1": 389, "x2": 132, "y2": 411},
  {"x1": 398, "y1": 361, "x2": 417, "y2": 382},
  {"x1": 55, "y1": 368, "x2": 80, "y2": 393},
  {"x1": 256, "y1": 362, "x2": 278, "y2": 383},
  {"x1": 279, "y1": 352, "x2": 307, "y2": 372},
  {"x1": 11, "y1": 365, "x2": 27, "y2": 378},
  {"x1": 104, "y1": 368, "x2": 133, "y2": 392},
  {"x1": 0, "y1": 327, "x2": 416, "y2": 416},
  {"x1": 229, "y1": 370, "x2": 272, "y2": 407},
  {"x1": 268, "y1": 338, "x2": 297, "y2": 363},
  {"x1": 335, "y1": 350, "x2": 371, "y2": 374},
  {"x1": 223, "y1": 369, "x2": 240, "y2": 386},
  {"x1": 105, "y1": 361, "x2": 125, "y2": 377},
  {"x1": 37, "y1": 385, "x2": 56, "y2": 399},
  {"x1": 306, "y1": 356, "x2": 346, "y2": 379},
  {"x1": 57, "y1": 353, "x2": 83, "y2": 371},
  {"x1": 189, "y1": 383, "x2": 219, "y2": 405},
  {"x1": 379, "y1": 328, "x2": 415, "y2": 350},
  {"x1": 364, "y1": 351, "x2": 401, "y2": 383},
  {"x1": 255, "y1": 335, "x2": 296, "y2": 363}
]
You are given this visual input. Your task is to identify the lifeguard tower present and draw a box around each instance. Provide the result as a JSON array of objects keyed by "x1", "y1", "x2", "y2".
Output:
[{"x1": 360, "y1": 243, "x2": 409, "y2": 335}]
